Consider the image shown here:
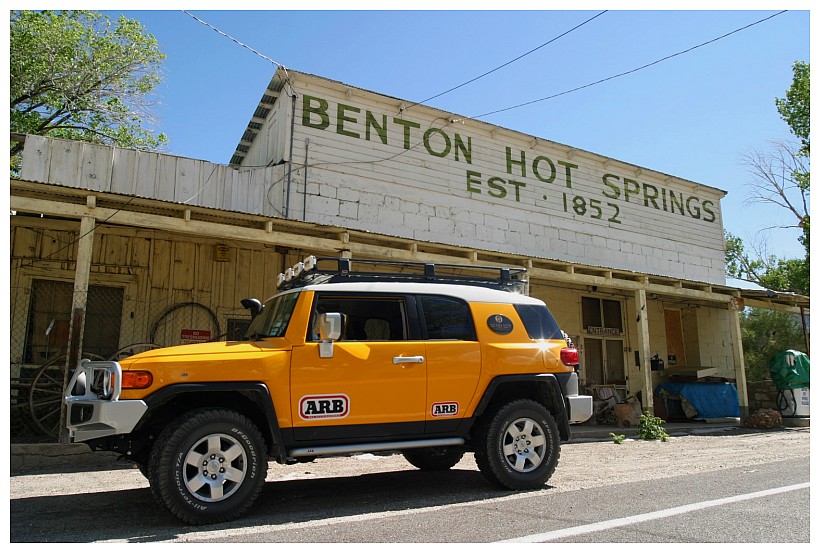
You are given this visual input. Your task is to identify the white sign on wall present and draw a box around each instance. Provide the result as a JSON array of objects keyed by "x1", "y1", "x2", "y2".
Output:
[{"x1": 244, "y1": 70, "x2": 728, "y2": 285}]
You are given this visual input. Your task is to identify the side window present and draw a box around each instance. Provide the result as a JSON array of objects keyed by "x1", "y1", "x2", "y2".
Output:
[
  {"x1": 311, "y1": 295, "x2": 408, "y2": 341},
  {"x1": 514, "y1": 304, "x2": 563, "y2": 340},
  {"x1": 419, "y1": 296, "x2": 476, "y2": 341}
]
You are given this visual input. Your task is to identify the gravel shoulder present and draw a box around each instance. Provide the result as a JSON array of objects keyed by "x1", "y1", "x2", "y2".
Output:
[{"x1": 11, "y1": 427, "x2": 809, "y2": 501}]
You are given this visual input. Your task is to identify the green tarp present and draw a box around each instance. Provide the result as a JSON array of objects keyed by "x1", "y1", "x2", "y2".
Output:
[{"x1": 769, "y1": 350, "x2": 810, "y2": 390}]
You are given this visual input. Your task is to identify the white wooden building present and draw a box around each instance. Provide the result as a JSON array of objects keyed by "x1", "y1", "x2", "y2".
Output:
[{"x1": 9, "y1": 67, "x2": 809, "y2": 440}]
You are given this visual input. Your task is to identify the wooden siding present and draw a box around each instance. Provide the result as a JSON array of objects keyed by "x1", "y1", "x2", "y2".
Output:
[
  {"x1": 20, "y1": 136, "x2": 287, "y2": 219},
  {"x1": 9, "y1": 218, "x2": 284, "y2": 365}
]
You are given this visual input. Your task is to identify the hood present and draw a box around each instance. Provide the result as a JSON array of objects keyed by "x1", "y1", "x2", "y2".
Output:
[{"x1": 119, "y1": 338, "x2": 291, "y2": 367}]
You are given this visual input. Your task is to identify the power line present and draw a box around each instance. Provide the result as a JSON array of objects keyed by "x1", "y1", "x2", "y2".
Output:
[
  {"x1": 406, "y1": 10, "x2": 608, "y2": 110},
  {"x1": 471, "y1": 10, "x2": 789, "y2": 120},
  {"x1": 181, "y1": 10, "x2": 281, "y2": 67}
]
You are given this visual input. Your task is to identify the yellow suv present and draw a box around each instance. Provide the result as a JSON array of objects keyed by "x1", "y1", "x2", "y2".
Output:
[{"x1": 65, "y1": 256, "x2": 592, "y2": 525}]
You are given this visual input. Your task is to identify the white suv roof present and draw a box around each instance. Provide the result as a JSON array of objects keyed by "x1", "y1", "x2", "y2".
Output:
[{"x1": 294, "y1": 281, "x2": 544, "y2": 305}]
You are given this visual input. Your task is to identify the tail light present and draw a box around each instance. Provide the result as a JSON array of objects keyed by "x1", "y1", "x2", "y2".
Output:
[{"x1": 560, "y1": 347, "x2": 579, "y2": 367}]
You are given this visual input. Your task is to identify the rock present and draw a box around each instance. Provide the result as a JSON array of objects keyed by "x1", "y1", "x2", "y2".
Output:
[{"x1": 743, "y1": 408, "x2": 783, "y2": 429}]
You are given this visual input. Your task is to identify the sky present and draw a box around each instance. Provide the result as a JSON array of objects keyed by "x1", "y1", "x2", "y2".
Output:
[{"x1": 11, "y1": 4, "x2": 814, "y2": 262}]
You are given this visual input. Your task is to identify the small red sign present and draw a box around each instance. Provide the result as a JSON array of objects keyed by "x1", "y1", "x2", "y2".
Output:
[{"x1": 180, "y1": 329, "x2": 211, "y2": 344}]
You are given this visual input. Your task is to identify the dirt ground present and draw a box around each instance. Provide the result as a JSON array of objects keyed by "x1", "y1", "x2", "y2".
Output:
[
  {"x1": 10, "y1": 426, "x2": 810, "y2": 501},
  {"x1": 270, "y1": 427, "x2": 812, "y2": 493}
]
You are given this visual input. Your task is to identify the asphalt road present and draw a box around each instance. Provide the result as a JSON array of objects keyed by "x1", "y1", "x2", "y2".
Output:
[{"x1": 10, "y1": 429, "x2": 810, "y2": 543}]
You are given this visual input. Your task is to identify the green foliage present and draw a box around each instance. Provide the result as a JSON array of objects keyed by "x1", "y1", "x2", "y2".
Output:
[
  {"x1": 637, "y1": 411, "x2": 669, "y2": 442},
  {"x1": 724, "y1": 231, "x2": 809, "y2": 296},
  {"x1": 609, "y1": 432, "x2": 626, "y2": 444},
  {"x1": 10, "y1": 10, "x2": 168, "y2": 167},
  {"x1": 727, "y1": 61, "x2": 810, "y2": 296},
  {"x1": 741, "y1": 307, "x2": 807, "y2": 381},
  {"x1": 776, "y1": 61, "x2": 810, "y2": 157},
  {"x1": 776, "y1": 61, "x2": 810, "y2": 258}
]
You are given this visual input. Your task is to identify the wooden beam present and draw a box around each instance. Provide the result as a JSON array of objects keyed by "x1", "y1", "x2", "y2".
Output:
[{"x1": 634, "y1": 288, "x2": 654, "y2": 413}]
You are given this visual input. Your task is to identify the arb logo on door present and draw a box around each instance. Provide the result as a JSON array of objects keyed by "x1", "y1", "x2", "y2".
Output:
[
  {"x1": 300, "y1": 394, "x2": 350, "y2": 420},
  {"x1": 431, "y1": 402, "x2": 459, "y2": 417}
]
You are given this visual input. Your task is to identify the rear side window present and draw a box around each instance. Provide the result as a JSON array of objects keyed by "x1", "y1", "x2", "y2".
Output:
[
  {"x1": 514, "y1": 304, "x2": 563, "y2": 340},
  {"x1": 419, "y1": 295, "x2": 476, "y2": 341}
]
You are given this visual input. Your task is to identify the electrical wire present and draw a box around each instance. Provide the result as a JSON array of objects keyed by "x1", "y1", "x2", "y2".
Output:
[
  {"x1": 405, "y1": 10, "x2": 608, "y2": 110},
  {"x1": 180, "y1": 10, "x2": 296, "y2": 96},
  {"x1": 181, "y1": 10, "x2": 281, "y2": 67},
  {"x1": 471, "y1": 10, "x2": 788, "y2": 119}
]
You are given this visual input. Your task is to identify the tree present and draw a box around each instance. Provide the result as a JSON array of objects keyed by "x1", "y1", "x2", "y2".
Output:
[
  {"x1": 725, "y1": 229, "x2": 808, "y2": 295},
  {"x1": 740, "y1": 308, "x2": 806, "y2": 382},
  {"x1": 10, "y1": 10, "x2": 167, "y2": 167},
  {"x1": 725, "y1": 62, "x2": 809, "y2": 295},
  {"x1": 775, "y1": 61, "x2": 810, "y2": 256},
  {"x1": 775, "y1": 61, "x2": 810, "y2": 157}
]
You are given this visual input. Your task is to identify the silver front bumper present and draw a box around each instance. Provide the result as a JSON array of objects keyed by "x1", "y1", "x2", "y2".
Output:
[{"x1": 64, "y1": 359, "x2": 148, "y2": 442}]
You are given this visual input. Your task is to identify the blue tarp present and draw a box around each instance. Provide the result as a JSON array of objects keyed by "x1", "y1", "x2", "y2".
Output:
[{"x1": 654, "y1": 382, "x2": 740, "y2": 419}]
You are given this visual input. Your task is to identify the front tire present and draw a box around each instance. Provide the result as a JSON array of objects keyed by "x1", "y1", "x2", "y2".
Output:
[
  {"x1": 474, "y1": 399, "x2": 560, "y2": 490},
  {"x1": 148, "y1": 409, "x2": 267, "y2": 525},
  {"x1": 403, "y1": 446, "x2": 465, "y2": 471}
]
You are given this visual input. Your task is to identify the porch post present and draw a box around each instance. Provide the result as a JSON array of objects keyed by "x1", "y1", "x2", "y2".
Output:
[
  {"x1": 634, "y1": 288, "x2": 653, "y2": 414},
  {"x1": 59, "y1": 199, "x2": 96, "y2": 442},
  {"x1": 728, "y1": 297, "x2": 749, "y2": 418}
]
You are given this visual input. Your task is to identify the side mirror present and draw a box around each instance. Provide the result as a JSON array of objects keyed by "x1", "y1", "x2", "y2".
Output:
[
  {"x1": 241, "y1": 298, "x2": 263, "y2": 318},
  {"x1": 318, "y1": 312, "x2": 342, "y2": 358}
]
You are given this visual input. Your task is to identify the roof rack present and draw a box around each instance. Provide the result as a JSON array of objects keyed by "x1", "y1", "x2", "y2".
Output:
[{"x1": 277, "y1": 255, "x2": 528, "y2": 293}]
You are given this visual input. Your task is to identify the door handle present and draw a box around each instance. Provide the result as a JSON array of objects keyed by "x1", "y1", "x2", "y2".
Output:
[{"x1": 393, "y1": 356, "x2": 424, "y2": 364}]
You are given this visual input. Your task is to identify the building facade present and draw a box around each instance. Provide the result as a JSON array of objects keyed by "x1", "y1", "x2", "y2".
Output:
[{"x1": 9, "y1": 67, "x2": 808, "y2": 441}]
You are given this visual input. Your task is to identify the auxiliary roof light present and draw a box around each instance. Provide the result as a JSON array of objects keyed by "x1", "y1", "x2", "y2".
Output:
[{"x1": 277, "y1": 255, "x2": 318, "y2": 288}]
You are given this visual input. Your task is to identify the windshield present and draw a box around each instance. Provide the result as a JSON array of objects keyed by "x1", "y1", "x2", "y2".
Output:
[{"x1": 244, "y1": 291, "x2": 300, "y2": 340}]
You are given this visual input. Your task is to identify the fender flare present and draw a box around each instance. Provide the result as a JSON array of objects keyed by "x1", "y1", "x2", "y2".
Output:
[
  {"x1": 473, "y1": 374, "x2": 571, "y2": 441},
  {"x1": 139, "y1": 382, "x2": 288, "y2": 461}
]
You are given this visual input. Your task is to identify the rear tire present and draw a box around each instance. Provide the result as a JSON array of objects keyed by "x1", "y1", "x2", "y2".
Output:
[
  {"x1": 474, "y1": 399, "x2": 560, "y2": 490},
  {"x1": 147, "y1": 409, "x2": 267, "y2": 525},
  {"x1": 402, "y1": 446, "x2": 465, "y2": 471}
]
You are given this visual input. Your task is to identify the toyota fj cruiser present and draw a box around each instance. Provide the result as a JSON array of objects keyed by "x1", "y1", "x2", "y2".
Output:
[{"x1": 64, "y1": 256, "x2": 592, "y2": 525}]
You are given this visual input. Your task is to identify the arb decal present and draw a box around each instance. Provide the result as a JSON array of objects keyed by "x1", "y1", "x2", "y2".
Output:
[
  {"x1": 300, "y1": 394, "x2": 350, "y2": 420},
  {"x1": 431, "y1": 402, "x2": 459, "y2": 417}
]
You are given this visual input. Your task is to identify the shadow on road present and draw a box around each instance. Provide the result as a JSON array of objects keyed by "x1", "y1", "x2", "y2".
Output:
[{"x1": 11, "y1": 467, "x2": 549, "y2": 542}]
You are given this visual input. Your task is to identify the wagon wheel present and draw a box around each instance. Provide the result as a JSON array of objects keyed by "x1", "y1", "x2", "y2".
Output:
[
  {"x1": 28, "y1": 352, "x2": 104, "y2": 439},
  {"x1": 108, "y1": 342, "x2": 162, "y2": 361}
]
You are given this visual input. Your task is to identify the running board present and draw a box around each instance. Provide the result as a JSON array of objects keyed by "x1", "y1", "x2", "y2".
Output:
[{"x1": 288, "y1": 437, "x2": 465, "y2": 458}]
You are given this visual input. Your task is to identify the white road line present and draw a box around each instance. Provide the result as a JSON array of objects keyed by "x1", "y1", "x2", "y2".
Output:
[
  {"x1": 496, "y1": 482, "x2": 811, "y2": 543},
  {"x1": 96, "y1": 482, "x2": 809, "y2": 543}
]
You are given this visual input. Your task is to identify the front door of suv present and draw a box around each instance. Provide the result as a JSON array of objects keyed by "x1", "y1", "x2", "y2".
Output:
[{"x1": 290, "y1": 294, "x2": 427, "y2": 440}]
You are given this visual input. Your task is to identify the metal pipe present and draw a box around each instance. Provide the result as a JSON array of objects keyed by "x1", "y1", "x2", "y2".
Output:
[
  {"x1": 284, "y1": 93, "x2": 296, "y2": 218},
  {"x1": 303, "y1": 138, "x2": 309, "y2": 221}
]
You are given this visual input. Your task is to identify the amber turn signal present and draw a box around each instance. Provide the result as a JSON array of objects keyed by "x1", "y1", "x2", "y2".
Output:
[{"x1": 121, "y1": 371, "x2": 153, "y2": 389}]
